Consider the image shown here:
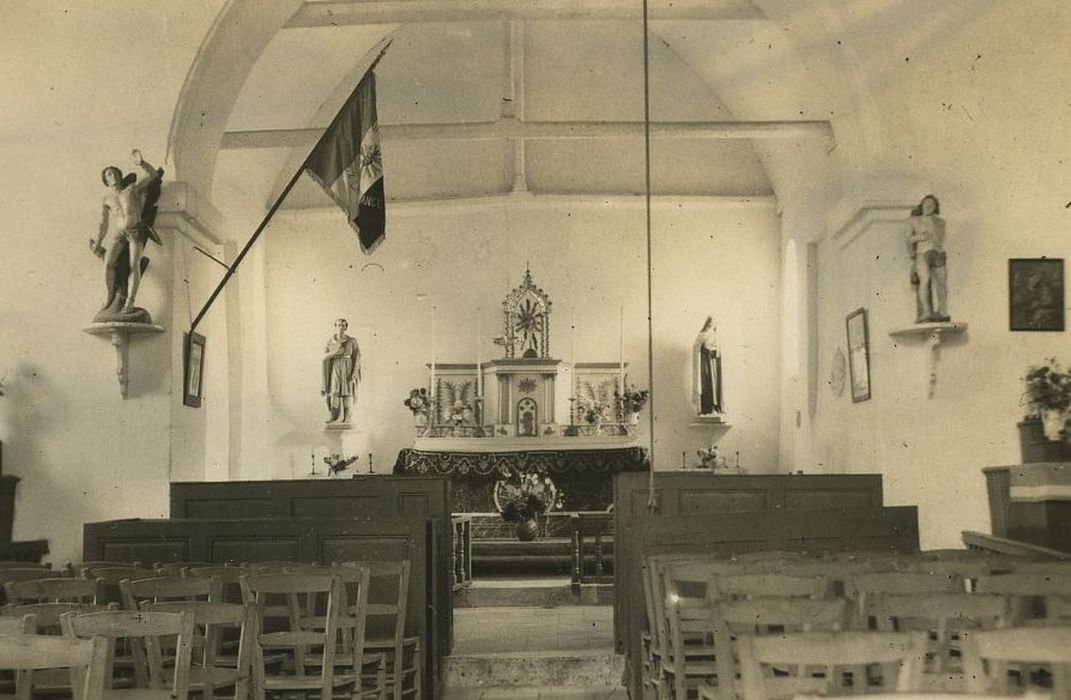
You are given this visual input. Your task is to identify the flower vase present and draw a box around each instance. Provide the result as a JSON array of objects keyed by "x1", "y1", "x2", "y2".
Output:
[
  {"x1": 626, "y1": 412, "x2": 640, "y2": 426},
  {"x1": 515, "y1": 519, "x2": 539, "y2": 542},
  {"x1": 1041, "y1": 409, "x2": 1066, "y2": 441},
  {"x1": 414, "y1": 413, "x2": 428, "y2": 428}
]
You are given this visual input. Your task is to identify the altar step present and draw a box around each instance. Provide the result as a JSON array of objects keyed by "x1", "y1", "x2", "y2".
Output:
[
  {"x1": 443, "y1": 606, "x2": 625, "y2": 696},
  {"x1": 456, "y1": 578, "x2": 613, "y2": 608}
]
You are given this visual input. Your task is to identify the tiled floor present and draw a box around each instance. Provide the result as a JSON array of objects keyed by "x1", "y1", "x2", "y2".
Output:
[{"x1": 453, "y1": 605, "x2": 614, "y2": 654}]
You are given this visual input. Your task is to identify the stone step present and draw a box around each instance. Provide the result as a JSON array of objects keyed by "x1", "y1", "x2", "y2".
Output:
[
  {"x1": 442, "y1": 685, "x2": 627, "y2": 700},
  {"x1": 442, "y1": 651, "x2": 625, "y2": 688},
  {"x1": 456, "y1": 580, "x2": 612, "y2": 607}
]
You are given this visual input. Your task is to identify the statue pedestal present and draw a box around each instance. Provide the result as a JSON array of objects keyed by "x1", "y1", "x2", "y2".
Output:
[
  {"x1": 321, "y1": 425, "x2": 373, "y2": 474},
  {"x1": 889, "y1": 321, "x2": 968, "y2": 399},
  {"x1": 82, "y1": 321, "x2": 165, "y2": 399}
]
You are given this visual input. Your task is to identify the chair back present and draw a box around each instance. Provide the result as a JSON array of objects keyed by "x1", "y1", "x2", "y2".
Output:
[
  {"x1": 737, "y1": 630, "x2": 928, "y2": 699},
  {"x1": 154, "y1": 561, "x2": 215, "y2": 576},
  {"x1": 2, "y1": 603, "x2": 111, "y2": 633},
  {"x1": 336, "y1": 560, "x2": 410, "y2": 652},
  {"x1": 0, "y1": 561, "x2": 50, "y2": 570},
  {"x1": 0, "y1": 634, "x2": 109, "y2": 700},
  {"x1": 121, "y1": 575, "x2": 220, "y2": 609},
  {"x1": 714, "y1": 597, "x2": 853, "y2": 699},
  {"x1": 962, "y1": 626, "x2": 1071, "y2": 695},
  {"x1": 976, "y1": 572, "x2": 1071, "y2": 623},
  {"x1": 0, "y1": 612, "x2": 36, "y2": 635},
  {"x1": 240, "y1": 571, "x2": 346, "y2": 699},
  {"x1": 70, "y1": 561, "x2": 140, "y2": 576},
  {"x1": 61, "y1": 609, "x2": 195, "y2": 700},
  {"x1": 144, "y1": 600, "x2": 255, "y2": 700},
  {"x1": 714, "y1": 572, "x2": 833, "y2": 599},
  {"x1": 5, "y1": 577, "x2": 102, "y2": 604},
  {"x1": 846, "y1": 571, "x2": 965, "y2": 622}
]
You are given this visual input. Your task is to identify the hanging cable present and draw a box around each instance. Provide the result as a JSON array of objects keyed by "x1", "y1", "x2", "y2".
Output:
[{"x1": 642, "y1": 0, "x2": 658, "y2": 511}]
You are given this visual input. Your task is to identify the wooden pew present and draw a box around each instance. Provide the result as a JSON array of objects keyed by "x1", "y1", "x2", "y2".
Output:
[
  {"x1": 82, "y1": 515, "x2": 436, "y2": 697},
  {"x1": 616, "y1": 496, "x2": 919, "y2": 699},
  {"x1": 169, "y1": 476, "x2": 454, "y2": 666}
]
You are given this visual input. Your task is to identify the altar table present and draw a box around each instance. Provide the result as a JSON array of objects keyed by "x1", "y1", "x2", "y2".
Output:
[{"x1": 393, "y1": 437, "x2": 649, "y2": 511}]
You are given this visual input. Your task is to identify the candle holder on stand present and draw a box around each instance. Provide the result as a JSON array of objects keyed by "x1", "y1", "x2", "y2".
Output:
[{"x1": 565, "y1": 398, "x2": 579, "y2": 436}]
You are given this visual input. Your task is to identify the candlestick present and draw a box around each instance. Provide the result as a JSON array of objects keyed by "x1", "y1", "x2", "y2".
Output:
[
  {"x1": 618, "y1": 306, "x2": 625, "y2": 415},
  {"x1": 570, "y1": 307, "x2": 576, "y2": 401},
  {"x1": 476, "y1": 308, "x2": 483, "y2": 399},
  {"x1": 431, "y1": 306, "x2": 437, "y2": 409},
  {"x1": 368, "y1": 452, "x2": 374, "y2": 474}
]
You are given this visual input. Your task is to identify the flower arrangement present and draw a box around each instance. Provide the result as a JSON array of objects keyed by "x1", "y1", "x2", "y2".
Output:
[
  {"x1": 448, "y1": 400, "x2": 471, "y2": 426},
  {"x1": 1023, "y1": 358, "x2": 1071, "y2": 417},
  {"x1": 616, "y1": 384, "x2": 650, "y2": 414},
  {"x1": 578, "y1": 397, "x2": 610, "y2": 425},
  {"x1": 696, "y1": 444, "x2": 725, "y2": 470},
  {"x1": 323, "y1": 453, "x2": 359, "y2": 476},
  {"x1": 492, "y1": 467, "x2": 564, "y2": 524},
  {"x1": 404, "y1": 388, "x2": 432, "y2": 415}
]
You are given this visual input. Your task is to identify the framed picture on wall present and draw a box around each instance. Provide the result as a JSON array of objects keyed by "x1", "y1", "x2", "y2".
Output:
[
  {"x1": 846, "y1": 308, "x2": 871, "y2": 403},
  {"x1": 183, "y1": 331, "x2": 206, "y2": 408},
  {"x1": 1009, "y1": 258, "x2": 1064, "y2": 331}
]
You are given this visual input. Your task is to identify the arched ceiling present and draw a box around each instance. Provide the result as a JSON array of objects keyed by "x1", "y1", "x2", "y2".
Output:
[{"x1": 173, "y1": 0, "x2": 866, "y2": 223}]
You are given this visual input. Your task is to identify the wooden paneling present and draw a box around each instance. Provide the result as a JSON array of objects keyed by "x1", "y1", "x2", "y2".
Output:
[
  {"x1": 619, "y1": 507, "x2": 919, "y2": 698},
  {"x1": 613, "y1": 471, "x2": 887, "y2": 655},
  {"x1": 83, "y1": 516, "x2": 437, "y2": 695},
  {"x1": 170, "y1": 476, "x2": 454, "y2": 662}
]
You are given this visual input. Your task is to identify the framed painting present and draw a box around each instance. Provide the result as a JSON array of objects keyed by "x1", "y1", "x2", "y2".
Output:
[
  {"x1": 183, "y1": 331, "x2": 206, "y2": 408},
  {"x1": 846, "y1": 308, "x2": 871, "y2": 403},
  {"x1": 1009, "y1": 258, "x2": 1064, "y2": 331}
]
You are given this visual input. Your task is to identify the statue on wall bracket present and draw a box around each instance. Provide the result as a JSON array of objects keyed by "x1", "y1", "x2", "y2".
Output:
[
  {"x1": 89, "y1": 149, "x2": 164, "y2": 324},
  {"x1": 694, "y1": 316, "x2": 724, "y2": 418},
  {"x1": 907, "y1": 194, "x2": 950, "y2": 323},
  {"x1": 500, "y1": 264, "x2": 552, "y2": 359}
]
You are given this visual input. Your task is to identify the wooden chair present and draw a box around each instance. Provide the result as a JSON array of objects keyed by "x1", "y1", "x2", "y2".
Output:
[
  {"x1": 2, "y1": 603, "x2": 111, "y2": 633},
  {"x1": 4, "y1": 578, "x2": 102, "y2": 605},
  {"x1": 0, "y1": 633, "x2": 109, "y2": 700},
  {"x1": 0, "y1": 568, "x2": 67, "y2": 604},
  {"x1": 120, "y1": 575, "x2": 220, "y2": 610},
  {"x1": 736, "y1": 630, "x2": 928, "y2": 699},
  {"x1": 61, "y1": 609, "x2": 194, "y2": 699},
  {"x1": 240, "y1": 571, "x2": 353, "y2": 699},
  {"x1": 712, "y1": 572, "x2": 833, "y2": 600},
  {"x1": 337, "y1": 561, "x2": 420, "y2": 700},
  {"x1": 662, "y1": 567, "x2": 721, "y2": 700},
  {"x1": 709, "y1": 597, "x2": 853, "y2": 700},
  {"x1": 143, "y1": 600, "x2": 255, "y2": 700},
  {"x1": 976, "y1": 573, "x2": 1071, "y2": 623},
  {"x1": 153, "y1": 562, "x2": 215, "y2": 576},
  {"x1": 0, "y1": 612, "x2": 35, "y2": 635},
  {"x1": 866, "y1": 592, "x2": 1011, "y2": 681},
  {"x1": 845, "y1": 571, "x2": 965, "y2": 627},
  {"x1": 962, "y1": 626, "x2": 1071, "y2": 695},
  {"x1": 69, "y1": 561, "x2": 141, "y2": 576},
  {"x1": 185, "y1": 566, "x2": 258, "y2": 603},
  {"x1": 79, "y1": 567, "x2": 160, "y2": 607}
]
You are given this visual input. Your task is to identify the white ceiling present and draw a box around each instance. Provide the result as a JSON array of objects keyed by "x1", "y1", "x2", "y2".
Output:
[{"x1": 216, "y1": 17, "x2": 785, "y2": 209}]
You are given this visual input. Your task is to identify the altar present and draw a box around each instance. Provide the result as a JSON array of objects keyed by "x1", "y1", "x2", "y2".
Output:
[
  {"x1": 397, "y1": 266, "x2": 650, "y2": 511},
  {"x1": 393, "y1": 438, "x2": 648, "y2": 512}
]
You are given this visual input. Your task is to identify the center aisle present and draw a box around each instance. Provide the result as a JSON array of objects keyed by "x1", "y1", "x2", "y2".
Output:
[{"x1": 442, "y1": 578, "x2": 627, "y2": 700}]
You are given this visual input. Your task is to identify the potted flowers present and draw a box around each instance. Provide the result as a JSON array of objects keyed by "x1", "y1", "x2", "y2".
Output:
[
  {"x1": 616, "y1": 384, "x2": 650, "y2": 425},
  {"x1": 492, "y1": 467, "x2": 564, "y2": 541},
  {"x1": 404, "y1": 388, "x2": 432, "y2": 428},
  {"x1": 1019, "y1": 358, "x2": 1071, "y2": 462}
]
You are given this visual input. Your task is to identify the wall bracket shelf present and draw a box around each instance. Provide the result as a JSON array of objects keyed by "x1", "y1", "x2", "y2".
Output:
[
  {"x1": 888, "y1": 321, "x2": 968, "y2": 399},
  {"x1": 83, "y1": 321, "x2": 165, "y2": 399}
]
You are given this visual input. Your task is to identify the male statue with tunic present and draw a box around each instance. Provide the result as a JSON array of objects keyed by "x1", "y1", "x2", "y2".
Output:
[
  {"x1": 322, "y1": 318, "x2": 361, "y2": 424},
  {"x1": 90, "y1": 148, "x2": 163, "y2": 323}
]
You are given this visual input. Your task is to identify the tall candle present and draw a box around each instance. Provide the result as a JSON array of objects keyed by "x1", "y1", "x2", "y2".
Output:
[
  {"x1": 476, "y1": 308, "x2": 483, "y2": 398},
  {"x1": 570, "y1": 307, "x2": 576, "y2": 400},
  {"x1": 618, "y1": 305, "x2": 625, "y2": 396},
  {"x1": 431, "y1": 306, "x2": 437, "y2": 404}
]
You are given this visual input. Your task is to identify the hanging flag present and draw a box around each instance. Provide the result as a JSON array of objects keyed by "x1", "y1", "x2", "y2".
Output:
[{"x1": 305, "y1": 70, "x2": 386, "y2": 253}]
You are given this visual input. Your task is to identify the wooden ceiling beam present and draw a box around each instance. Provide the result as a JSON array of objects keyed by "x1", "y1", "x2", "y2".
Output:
[
  {"x1": 221, "y1": 118, "x2": 832, "y2": 149},
  {"x1": 284, "y1": 0, "x2": 764, "y2": 27}
]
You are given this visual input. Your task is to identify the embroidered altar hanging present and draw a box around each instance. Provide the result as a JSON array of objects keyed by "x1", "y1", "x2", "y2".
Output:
[{"x1": 305, "y1": 70, "x2": 386, "y2": 253}]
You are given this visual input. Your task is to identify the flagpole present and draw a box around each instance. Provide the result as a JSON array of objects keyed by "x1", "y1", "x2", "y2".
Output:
[{"x1": 189, "y1": 41, "x2": 392, "y2": 333}]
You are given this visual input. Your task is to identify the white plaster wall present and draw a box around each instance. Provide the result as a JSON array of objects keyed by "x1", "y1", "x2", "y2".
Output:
[
  {"x1": 258, "y1": 197, "x2": 782, "y2": 478},
  {"x1": 805, "y1": 1, "x2": 1071, "y2": 549},
  {"x1": 0, "y1": 2, "x2": 224, "y2": 565}
]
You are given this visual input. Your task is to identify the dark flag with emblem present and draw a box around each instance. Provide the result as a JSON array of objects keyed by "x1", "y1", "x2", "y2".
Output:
[{"x1": 305, "y1": 70, "x2": 385, "y2": 253}]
